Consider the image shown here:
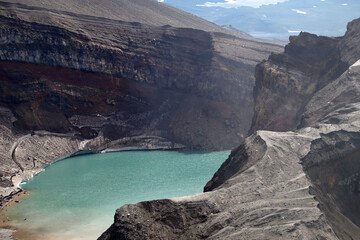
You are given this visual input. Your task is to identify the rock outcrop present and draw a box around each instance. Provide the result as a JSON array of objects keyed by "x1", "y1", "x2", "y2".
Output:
[
  {"x1": 99, "y1": 19, "x2": 360, "y2": 240},
  {"x1": 250, "y1": 18, "x2": 360, "y2": 133}
]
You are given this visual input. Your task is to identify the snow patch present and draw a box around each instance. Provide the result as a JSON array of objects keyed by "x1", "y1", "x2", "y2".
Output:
[
  {"x1": 79, "y1": 139, "x2": 91, "y2": 150},
  {"x1": 292, "y1": 9, "x2": 307, "y2": 14},
  {"x1": 288, "y1": 30, "x2": 301, "y2": 33},
  {"x1": 196, "y1": 0, "x2": 288, "y2": 8},
  {"x1": 349, "y1": 59, "x2": 360, "y2": 70}
]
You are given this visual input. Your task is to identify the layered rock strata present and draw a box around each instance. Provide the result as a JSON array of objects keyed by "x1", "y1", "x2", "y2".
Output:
[
  {"x1": 250, "y1": 18, "x2": 360, "y2": 133},
  {"x1": 100, "y1": 20, "x2": 360, "y2": 240},
  {"x1": 0, "y1": 0, "x2": 282, "y2": 152}
]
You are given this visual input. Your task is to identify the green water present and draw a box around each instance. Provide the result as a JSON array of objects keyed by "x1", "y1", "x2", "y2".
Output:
[{"x1": 5, "y1": 150, "x2": 229, "y2": 239}]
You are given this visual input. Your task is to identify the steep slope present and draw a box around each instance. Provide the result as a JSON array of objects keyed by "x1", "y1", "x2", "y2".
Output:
[
  {"x1": 0, "y1": 0, "x2": 250, "y2": 38},
  {"x1": 100, "y1": 19, "x2": 360, "y2": 240}
]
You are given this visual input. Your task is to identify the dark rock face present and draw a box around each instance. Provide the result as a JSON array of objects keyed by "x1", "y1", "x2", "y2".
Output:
[
  {"x1": 250, "y1": 33, "x2": 343, "y2": 132},
  {"x1": 249, "y1": 19, "x2": 360, "y2": 133},
  {"x1": 99, "y1": 200, "x2": 216, "y2": 240},
  {"x1": 100, "y1": 19, "x2": 360, "y2": 240},
  {"x1": 204, "y1": 133, "x2": 266, "y2": 192},
  {"x1": 339, "y1": 18, "x2": 360, "y2": 65},
  {"x1": 0, "y1": 1, "x2": 282, "y2": 152},
  {"x1": 302, "y1": 130, "x2": 360, "y2": 240}
]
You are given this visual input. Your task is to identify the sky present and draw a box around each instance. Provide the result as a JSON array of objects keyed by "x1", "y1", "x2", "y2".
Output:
[{"x1": 162, "y1": 0, "x2": 360, "y2": 40}]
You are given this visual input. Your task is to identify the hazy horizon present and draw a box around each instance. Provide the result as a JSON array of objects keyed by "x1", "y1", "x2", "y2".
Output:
[{"x1": 163, "y1": 0, "x2": 360, "y2": 40}]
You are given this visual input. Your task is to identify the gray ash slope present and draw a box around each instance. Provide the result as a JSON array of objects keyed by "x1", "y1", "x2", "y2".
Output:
[
  {"x1": 0, "y1": 0, "x2": 251, "y2": 38},
  {"x1": 0, "y1": 0, "x2": 283, "y2": 219},
  {"x1": 99, "y1": 18, "x2": 360, "y2": 240}
]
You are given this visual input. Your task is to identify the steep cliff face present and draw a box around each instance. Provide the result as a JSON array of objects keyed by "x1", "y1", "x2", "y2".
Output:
[
  {"x1": 250, "y1": 19, "x2": 360, "y2": 133},
  {"x1": 0, "y1": 1, "x2": 282, "y2": 152},
  {"x1": 100, "y1": 19, "x2": 360, "y2": 240}
]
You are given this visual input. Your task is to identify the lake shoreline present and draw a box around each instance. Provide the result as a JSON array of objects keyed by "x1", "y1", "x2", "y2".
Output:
[
  {"x1": 1, "y1": 149, "x2": 226, "y2": 240},
  {"x1": 1, "y1": 133, "x2": 187, "y2": 209},
  {"x1": 1, "y1": 143, "x2": 185, "y2": 203},
  {"x1": 0, "y1": 190, "x2": 51, "y2": 240},
  {"x1": 0, "y1": 189, "x2": 93, "y2": 240},
  {"x1": 0, "y1": 143, "x2": 186, "y2": 240},
  {"x1": 2, "y1": 144, "x2": 186, "y2": 205}
]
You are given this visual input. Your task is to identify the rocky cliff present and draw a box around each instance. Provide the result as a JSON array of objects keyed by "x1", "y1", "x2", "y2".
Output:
[
  {"x1": 0, "y1": 0, "x2": 282, "y2": 208},
  {"x1": 250, "y1": 18, "x2": 360, "y2": 133},
  {"x1": 0, "y1": 0, "x2": 282, "y2": 150},
  {"x1": 99, "y1": 19, "x2": 360, "y2": 240}
]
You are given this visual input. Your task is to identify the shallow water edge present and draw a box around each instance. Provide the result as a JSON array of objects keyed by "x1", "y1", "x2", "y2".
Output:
[{"x1": 1, "y1": 150, "x2": 229, "y2": 240}]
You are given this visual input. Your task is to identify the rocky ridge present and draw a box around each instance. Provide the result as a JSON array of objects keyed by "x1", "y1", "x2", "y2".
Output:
[
  {"x1": 0, "y1": 0, "x2": 251, "y2": 38},
  {"x1": 250, "y1": 18, "x2": 360, "y2": 133},
  {"x1": 99, "y1": 19, "x2": 360, "y2": 240}
]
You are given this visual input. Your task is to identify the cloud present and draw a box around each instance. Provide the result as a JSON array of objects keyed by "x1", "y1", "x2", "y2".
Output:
[
  {"x1": 196, "y1": 0, "x2": 288, "y2": 8},
  {"x1": 292, "y1": 9, "x2": 307, "y2": 14},
  {"x1": 157, "y1": 0, "x2": 164, "y2": 2}
]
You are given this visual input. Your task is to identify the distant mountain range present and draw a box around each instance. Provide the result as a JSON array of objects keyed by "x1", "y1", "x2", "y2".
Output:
[{"x1": 163, "y1": 0, "x2": 360, "y2": 40}]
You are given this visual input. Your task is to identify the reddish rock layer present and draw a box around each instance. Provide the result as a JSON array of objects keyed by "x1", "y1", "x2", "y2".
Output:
[{"x1": 0, "y1": 2, "x2": 282, "y2": 150}]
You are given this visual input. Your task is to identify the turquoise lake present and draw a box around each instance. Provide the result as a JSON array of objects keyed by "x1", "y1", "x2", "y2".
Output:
[{"x1": 5, "y1": 150, "x2": 229, "y2": 239}]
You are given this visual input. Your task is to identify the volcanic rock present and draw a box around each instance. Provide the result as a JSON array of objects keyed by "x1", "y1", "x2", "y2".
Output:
[
  {"x1": 250, "y1": 19, "x2": 360, "y2": 133},
  {"x1": 0, "y1": 0, "x2": 282, "y2": 152}
]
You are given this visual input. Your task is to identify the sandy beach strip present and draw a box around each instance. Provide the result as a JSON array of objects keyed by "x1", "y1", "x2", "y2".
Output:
[{"x1": 0, "y1": 190, "x2": 63, "y2": 240}]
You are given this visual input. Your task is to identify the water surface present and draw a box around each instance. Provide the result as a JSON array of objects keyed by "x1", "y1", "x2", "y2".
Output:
[{"x1": 5, "y1": 150, "x2": 229, "y2": 239}]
